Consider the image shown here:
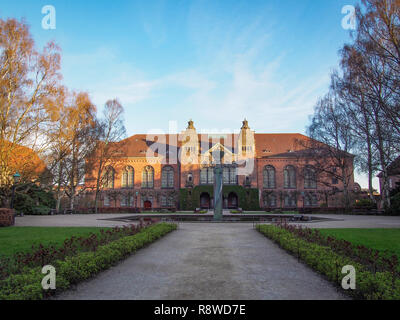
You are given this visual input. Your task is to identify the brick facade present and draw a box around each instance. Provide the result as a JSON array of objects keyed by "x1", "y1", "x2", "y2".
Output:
[{"x1": 84, "y1": 120, "x2": 355, "y2": 210}]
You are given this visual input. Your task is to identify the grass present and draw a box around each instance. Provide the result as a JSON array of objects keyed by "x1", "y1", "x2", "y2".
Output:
[
  {"x1": 319, "y1": 228, "x2": 400, "y2": 258},
  {"x1": 0, "y1": 227, "x2": 107, "y2": 257}
]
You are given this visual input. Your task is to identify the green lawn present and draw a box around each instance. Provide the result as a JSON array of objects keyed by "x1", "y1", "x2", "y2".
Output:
[
  {"x1": 319, "y1": 228, "x2": 400, "y2": 258},
  {"x1": 0, "y1": 227, "x2": 108, "y2": 257}
]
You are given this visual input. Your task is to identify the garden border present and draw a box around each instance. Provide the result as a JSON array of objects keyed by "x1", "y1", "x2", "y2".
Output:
[
  {"x1": 256, "y1": 224, "x2": 400, "y2": 300},
  {"x1": 0, "y1": 222, "x2": 177, "y2": 300}
]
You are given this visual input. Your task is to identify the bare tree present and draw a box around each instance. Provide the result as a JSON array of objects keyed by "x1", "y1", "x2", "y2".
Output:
[
  {"x1": 61, "y1": 92, "x2": 97, "y2": 210},
  {"x1": 87, "y1": 99, "x2": 126, "y2": 213},
  {"x1": 302, "y1": 78, "x2": 356, "y2": 211}
]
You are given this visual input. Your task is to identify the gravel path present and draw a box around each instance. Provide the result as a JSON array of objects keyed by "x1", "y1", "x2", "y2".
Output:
[{"x1": 55, "y1": 223, "x2": 347, "y2": 300}]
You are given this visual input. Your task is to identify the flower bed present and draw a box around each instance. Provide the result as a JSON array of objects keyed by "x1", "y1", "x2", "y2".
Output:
[
  {"x1": 257, "y1": 224, "x2": 400, "y2": 300},
  {"x1": 0, "y1": 222, "x2": 177, "y2": 300}
]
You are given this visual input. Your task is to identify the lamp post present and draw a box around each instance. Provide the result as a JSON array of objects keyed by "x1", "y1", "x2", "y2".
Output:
[{"x1": 10, "y1": 172, "x2": 21, "y2": 210}]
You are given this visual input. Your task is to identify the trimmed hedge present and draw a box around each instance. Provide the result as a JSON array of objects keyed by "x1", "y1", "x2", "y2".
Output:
[
  {"x1": 257, "y1": 224, "x2": 400, "y2": 300},
  {"x1": 0, "y1": 223, "x2": 177, "y2": 300}
]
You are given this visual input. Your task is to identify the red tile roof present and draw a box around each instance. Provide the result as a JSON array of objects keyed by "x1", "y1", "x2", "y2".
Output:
[{"x1": 113, "y1": 133, "x2": 311, "y2": 158}]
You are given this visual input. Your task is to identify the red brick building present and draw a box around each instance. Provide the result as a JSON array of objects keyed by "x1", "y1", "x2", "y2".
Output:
[
  {"x1": 378, "y1": 156, "x2": 400, "y2": 195},
  {"x1": 84, "y1": 120, "x2": 355, "y2": 211}
]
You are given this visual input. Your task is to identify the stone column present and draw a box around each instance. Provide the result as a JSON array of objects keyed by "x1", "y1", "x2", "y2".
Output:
[{"x1": 213, "y1": 165, "x2": 223, "y2": 221}]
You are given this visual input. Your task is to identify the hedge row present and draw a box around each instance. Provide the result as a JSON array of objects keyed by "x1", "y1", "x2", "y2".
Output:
[
  {"x1": 256, "y1": 224, "x2": 400, "y2": 300},
  {"x1": 0, "y1": 223, "x2": 177, "y2": 300}
]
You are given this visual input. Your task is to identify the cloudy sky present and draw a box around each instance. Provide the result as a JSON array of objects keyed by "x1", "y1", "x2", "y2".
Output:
[{"x1": 2, "y1": 0, "x2": 376, "y2": 188}]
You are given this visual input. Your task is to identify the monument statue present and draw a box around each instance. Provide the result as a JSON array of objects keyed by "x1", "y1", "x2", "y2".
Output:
[{"x1": 213, "y1": 165, "x2": 223, "y2": 221}]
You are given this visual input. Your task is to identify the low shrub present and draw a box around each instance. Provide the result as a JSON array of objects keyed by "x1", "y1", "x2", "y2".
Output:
[
  {"x1": 0, "y1": 220, "x2": 160, "y2": 280},
  {"x1": 257, "y1": 224, "x2": 400, "y2": 300},
  {"x1": 0, "y1": 222, "x2": 177, "y2": 300}
]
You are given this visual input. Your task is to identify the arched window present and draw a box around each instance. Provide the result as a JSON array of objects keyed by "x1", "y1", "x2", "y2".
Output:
[
  {"x1": 162, "y1": 166, "x2": 174, "y2": 188},
  {"x1": 284, "y1": 165, "x2": 296, "y2": 189},
  {"x1": 122, "y1": 166, "x2": 134, "y2": 188},
  {"x1": 263, "y1": 166, "x2": 276, "y2": 189},
  {"x1": 304, "y1": 166, "x2": 317, "y2": 189},
  {"x1": 142, "y1": 166, "x2": 154, "y2": 188},
  {"x1": 102, "y1": 166, "x2": 115, "y2": 189}
]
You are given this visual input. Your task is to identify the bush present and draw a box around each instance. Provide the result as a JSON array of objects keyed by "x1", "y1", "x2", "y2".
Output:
[
  {"x1": 0, "y1": 223, "x2": 177, "y2": 300},
  {"x1": 30, "y1": 205, "x2": 51, "y2": 215},
  {"x1": 387, "y1": 193, "x2": 400, "y2": 216},
  {"x1": 257, "y1": 224, "x2": 400, "y2": 300},
  {"x1": 14, "y1": 184, "x2": 56, "y2": 215}
]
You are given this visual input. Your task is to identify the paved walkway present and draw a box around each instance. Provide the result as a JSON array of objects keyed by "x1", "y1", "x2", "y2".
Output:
[
  {"x1": 15, "y1": 213, "x2": 400, "y2": 229},
  {"x1": 55, "y1": 223, "x2": 347, "y2": 300}
]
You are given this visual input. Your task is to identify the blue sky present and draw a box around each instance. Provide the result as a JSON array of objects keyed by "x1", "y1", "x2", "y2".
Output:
[{"x1": 2, "y1": 0, "x2": 374, "y2": 187}]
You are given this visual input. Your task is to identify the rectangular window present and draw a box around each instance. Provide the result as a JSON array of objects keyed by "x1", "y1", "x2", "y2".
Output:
[
  {"x1": 121, "y1": 195, "x2": 127, "y2": 207},
  {"x1": 223, "y1": 168, "x2": 229, "y2": 184},
  {"x1": 208, "y1": 169, "x2": 214, "y2": 184},
  {"x1": 104, "y1": 195, "x2": 110, "y2": 207},
  {"x1": 200, "y1": 169, "x2": 208, "y2": 184},
  {"x1": 161, "y1": 195, "x2": 167, "y2": 207}
]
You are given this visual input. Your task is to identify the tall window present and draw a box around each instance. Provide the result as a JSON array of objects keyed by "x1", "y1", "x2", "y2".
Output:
[
  {"x1": 284, "y1": 165, "x2": 296, "y2": 189},
  {"x1": 200, "y1": 166, "x2": 214, "y2": 184},
  {"x1": 121, "y1": 194, "x2": 134, "y2": 207},
  {"x1": 284, "y1": 192, "x2": 297, "y2": 207},
  {"x1": 122, "y1": 166, "x2": 134, "y2": 188},
  {"x1": 223, "y1": 166, "x2": 238, "y2": 185},
  {"x1": 304, "y1": 193, "x2": 318, "y2": 207},
  {"x1": 263, "y1": 166, "x2": 276, "y2": 189},
  {"x1": 162, "y1": 166, "x2": 174, "y2": 188},
  {"x1": 102, "y1": 166, "x2": 115, "y2": 189},
  {"x1": 161, "y1": 194, "x2": 175, "y2": 207},
  {"x1": 304, "y1": 166, "x2": 317, "y2": 189},
  {"x1": 103, "y1": 194, "x2": 110, "y2": 206},
  {"x1": 142, "y1": 166, "x2": 154, "y2": 188},
  {"x1": 264, "y1": 193, "x2": 277, "y2": 207}
]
